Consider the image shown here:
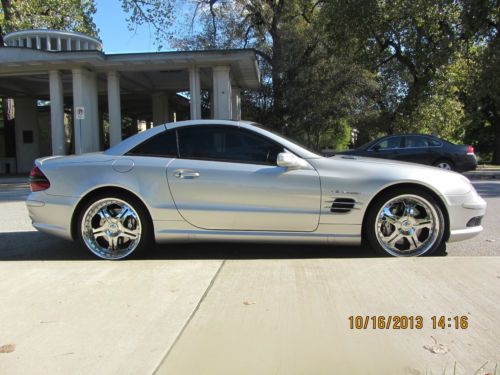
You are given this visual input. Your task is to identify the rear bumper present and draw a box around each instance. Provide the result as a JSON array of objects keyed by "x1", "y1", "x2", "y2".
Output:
[
  {"x1": 455, "y1": 155, "x2": 477, "y2": 172},
  {"x1": 26, "y1": 192, "x2": 78, "y2": 241}
]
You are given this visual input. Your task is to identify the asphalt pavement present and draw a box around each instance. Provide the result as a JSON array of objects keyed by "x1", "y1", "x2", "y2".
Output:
[{"x1": 0, "y1": 179, "x2": 498, "y2": 258}]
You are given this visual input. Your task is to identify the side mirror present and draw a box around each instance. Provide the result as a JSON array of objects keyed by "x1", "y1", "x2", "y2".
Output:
[{"x1": 277, "y1": 152, "x2": 309, "y2": 170}]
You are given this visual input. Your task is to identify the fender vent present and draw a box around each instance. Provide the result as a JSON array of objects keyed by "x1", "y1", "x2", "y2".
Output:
[{"x1": 331, "y1": 198, "x2": 356, "y2": 213}]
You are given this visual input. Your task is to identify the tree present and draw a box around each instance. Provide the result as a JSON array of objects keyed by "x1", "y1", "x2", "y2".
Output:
[
  {"x1": 461, "y1": 0, "x2": 500, "y2": 163},
  {"x1": 323, "y1": 0, "x2": 466, "y2": 132},
  {"x1": 0, "y1": 0, "x2": 98, "y2": 44},
  {"x1": 121, "y1": 0, "x2": 499, "y2": 158},
  {"x1": 0, "y1": 0, "x2": 99, "y2": 159},
  {"x1": 121, "y1": 0, "x2": 377, "y2": 149}
]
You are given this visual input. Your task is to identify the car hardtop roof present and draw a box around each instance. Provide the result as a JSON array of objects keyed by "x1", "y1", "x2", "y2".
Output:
[
  {"x1": 378, "y1": 133, "x2": 441, "y2": 138},
  {"x1": 165, "y1": 119, "x2": 253, "y2": 129}
]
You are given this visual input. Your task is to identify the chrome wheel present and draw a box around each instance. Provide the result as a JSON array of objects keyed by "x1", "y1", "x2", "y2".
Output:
[
  {"x1": 375, "y1": 194, "x2": 440, "y2": 256},
  {"x1": 81, "y1": 198, "x2": 142, "y2": 260}
]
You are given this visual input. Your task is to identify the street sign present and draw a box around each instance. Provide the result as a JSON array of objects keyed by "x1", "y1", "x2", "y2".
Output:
[{"x1": 75, "y1": 106, "x2": 85, "y2": 120}]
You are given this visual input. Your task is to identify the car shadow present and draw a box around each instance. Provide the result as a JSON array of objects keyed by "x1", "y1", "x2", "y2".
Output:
[{"x1": 0, "y1": 231, "x2": 448, "y2": 261}]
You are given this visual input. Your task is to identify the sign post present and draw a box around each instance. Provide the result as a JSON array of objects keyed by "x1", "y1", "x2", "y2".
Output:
[{"x1": 75, "y1": 106, "x2": 85, "y2": 154}]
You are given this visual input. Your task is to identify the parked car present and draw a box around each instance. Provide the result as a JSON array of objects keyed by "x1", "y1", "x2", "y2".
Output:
[
  {"x1": 27, "y1": 120, "x2": 485, "y2": 260},
  {"x1": 334, "y1": 134, "x2": 477, "y2": 172}
]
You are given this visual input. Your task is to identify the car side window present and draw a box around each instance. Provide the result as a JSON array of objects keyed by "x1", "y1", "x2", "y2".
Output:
[
  {"x1": 405, "y1": 136, "x2": 429, "y2": 148},
  {"x1": 426, "y1": 137, "x2": 442, "y2": 147},
  {"x1": 127, "y1": 130, "x2": 178, "y2": 157},
  {"x1": 373, "y1": 136, "x2": 402, "y2": 150},
  {"x1": 177, "y1": 126, "x2": 284, "y2": 164}
]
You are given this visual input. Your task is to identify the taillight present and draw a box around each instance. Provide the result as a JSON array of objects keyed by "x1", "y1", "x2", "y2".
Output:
[
  {"x1": 466, "y1": 145, "x2": 475, "y2": 155},
  {"x1": 29, "y1": 166, "x2": 50, "y2": 192}
]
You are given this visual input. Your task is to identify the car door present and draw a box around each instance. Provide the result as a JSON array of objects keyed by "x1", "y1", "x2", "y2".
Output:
[
  {"x1": 399, "y1": 136, "x2": 436, "y2": 165},
  {"x1": 166, "y1": 125, "x2": 321, "y2": 232}
]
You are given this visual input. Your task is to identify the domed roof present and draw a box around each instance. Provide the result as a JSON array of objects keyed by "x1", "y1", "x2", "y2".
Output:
[{"x1": 4, "y1": 29, "x2": 102, "y2": 52}]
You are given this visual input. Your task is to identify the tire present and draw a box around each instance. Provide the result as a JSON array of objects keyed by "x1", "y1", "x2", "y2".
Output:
[
  {"x1": 77, "y1": 192, "x2": 152, "y2": 260},
  {"x1": 433, "y1": 159, "x2": 454, "y2": 171},
  {"x1": 365, "y1": 187, "x2": 445, "y2": 257}
]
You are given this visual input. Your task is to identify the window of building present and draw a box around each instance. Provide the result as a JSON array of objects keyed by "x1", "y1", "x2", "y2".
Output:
[
  {"x1": 23, "y1": 130, "x2": 34, "y2": 144},
  {"x1": 50, "y1": 37, "x2": 58, "y2": 50}
]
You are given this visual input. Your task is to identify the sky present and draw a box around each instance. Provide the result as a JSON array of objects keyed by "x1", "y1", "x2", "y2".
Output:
[{"x1": 94, "y1": 0, "x2": 163, "y2": 53}]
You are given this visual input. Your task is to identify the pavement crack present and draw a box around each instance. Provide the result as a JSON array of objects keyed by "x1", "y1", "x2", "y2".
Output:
[{"x1": 152, "y1": 260, "x2": 226, "y2": 374}]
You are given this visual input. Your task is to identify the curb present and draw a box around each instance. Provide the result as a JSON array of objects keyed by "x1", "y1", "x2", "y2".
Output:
[{"x1": 464, "y1": 172, "x2": 500, "y2": 180}]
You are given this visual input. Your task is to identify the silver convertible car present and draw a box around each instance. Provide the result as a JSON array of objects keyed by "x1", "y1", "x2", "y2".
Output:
[{"x1": 27, "y1": 120, "x2": 486, "y2": 260}]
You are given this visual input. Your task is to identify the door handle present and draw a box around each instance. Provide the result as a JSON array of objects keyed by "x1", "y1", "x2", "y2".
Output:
[{"x1": 174, "y1": 169, "x2": 200, "y2": 179}]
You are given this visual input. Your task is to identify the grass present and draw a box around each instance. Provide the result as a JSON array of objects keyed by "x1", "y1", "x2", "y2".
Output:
[{"x1": 405, "y1": 362, "x2": 498, "y2": 375}]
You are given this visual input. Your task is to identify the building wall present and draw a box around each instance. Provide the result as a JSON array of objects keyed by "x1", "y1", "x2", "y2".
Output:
[{"x1": 15, "y1": 99, "x2": 40, "y2": 173}]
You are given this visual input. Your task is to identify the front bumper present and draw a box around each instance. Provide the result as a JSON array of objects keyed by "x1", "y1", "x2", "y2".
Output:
[
  {"x1": 449, "y1": 226, "x2": 483, "y2": 242},
  {"x1": 443, "y1": 186, "x2": 486, "y2": 243}
]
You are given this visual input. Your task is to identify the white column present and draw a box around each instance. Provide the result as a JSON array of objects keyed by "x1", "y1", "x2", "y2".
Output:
[
  {"x1": 57, "y1": 37, "x2": 62, "y2": 51},
  {"x1": 231, "y1": 87, "x2": 241, "y2": 120},
  {"x1": 152, "y1": 93, "x2": 169, "y2": 125},
  {"x1": 88, "y1": 71, "x2": 100, "y2": 148},
  {"x1": 212, "y1": 66, "x2": 232, "y2": 120},
  {"x1": 36, "y1": 36, "x2": 41, "y2": 49},
  {"x1": 27, "y1": 38, "x2": 32, "y2": 48},
  {"x1": 189, "y1": 67, "x2": 202, "y2": 120},
  {"x1": 72, "y1": 68, "x2": 100, "y2": 154},
  {"x1": 47, "y1": 37, "x2": 51, "y2": 50},
  {"x1": 49, "y1": 70, "x2": 66, "y2": 155},
  {"x1": 107, "y1": 71, "x2": 122, "y2": 146}
]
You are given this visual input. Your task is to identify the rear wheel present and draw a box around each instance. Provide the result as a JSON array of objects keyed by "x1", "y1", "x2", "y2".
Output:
[
  {"x1": 433, "y1": 159, "x2": 454, "y2": 171},
  {"x1": 77, "y1": 193, "x2": 152, "y2": 260},
  {"x1": 365, "y1": 188, "x2": 445, "y2": 257}
]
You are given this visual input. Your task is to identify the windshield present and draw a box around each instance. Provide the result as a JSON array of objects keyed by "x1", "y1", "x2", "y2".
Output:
[{"x1": 251, "y1": 122, "x2": 322, "y2": 157}]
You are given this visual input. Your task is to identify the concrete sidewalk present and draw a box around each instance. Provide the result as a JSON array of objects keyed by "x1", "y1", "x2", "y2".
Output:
[{"x1": 0, "y1": 257, "x2": 498, "y2": 375}]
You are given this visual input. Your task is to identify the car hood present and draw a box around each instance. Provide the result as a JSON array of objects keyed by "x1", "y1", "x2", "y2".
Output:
[{"x1": 310, "y1": 155, "x2": 472, "y2": 196}]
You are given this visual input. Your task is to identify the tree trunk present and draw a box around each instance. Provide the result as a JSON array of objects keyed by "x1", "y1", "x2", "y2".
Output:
[
  {"x1": 271, "y1": 38, "x2": 284, "y2": 127},
  {"x1": 0, "y1": 0, "x2": 13, "y2": 46},
  {"x1": 268, "y1": 0, "x2": 285, "y2": 129},
  {"x1": 493, "y1": 118, "x2": 500, "y2": 165}
]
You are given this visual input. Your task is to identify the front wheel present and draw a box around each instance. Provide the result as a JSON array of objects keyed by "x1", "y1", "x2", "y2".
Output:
[
  {"x1": 365, "y1": 188, "x2": 445, "y2": 257},
  {"x1": 77, "y1": 193, "x2": 152, "y2": 260}
]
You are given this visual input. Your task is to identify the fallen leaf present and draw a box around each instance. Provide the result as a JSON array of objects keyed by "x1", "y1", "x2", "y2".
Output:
[
  {"x1": 243, "y1": 300, "x2": 256, "y2": 305},
  {"x1": 423, "y1": 336, "x2": 449, "y2": 355},
  {"x1": 486, "y1": 239, "x2": 496, "y2": 242},
  {"x1": 0, "y1": 344, "x2": 15, "y2": 354},
  {"x1": 403, "y1": 366, "x2": 423, "y2": 375}
]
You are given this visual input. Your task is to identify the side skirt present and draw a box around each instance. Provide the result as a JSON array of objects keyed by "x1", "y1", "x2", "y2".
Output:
[{"x1": 153, "y1": 221, "x2": 362, "y2": 246}]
